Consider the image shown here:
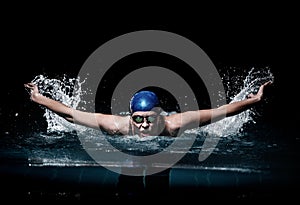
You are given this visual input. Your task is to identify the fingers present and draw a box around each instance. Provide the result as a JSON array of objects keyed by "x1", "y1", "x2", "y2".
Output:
[
  {"x1": 247, "y1": 93, "x2": 255, "y2": 98},
  {"x1": 256, "y1": 81, "x2": 272, "y2": 97},
  {"x1": 260, "y1": 81, "x2": 272, "y2": 92},
  {"x1": 24, "y1": 83, "x2": 38, "y2": 96},
  {"x1": 247, "y1": 81, "x2": 273, "y2": 99},
  {"x1": 259, "y1": 81, "x2": 272, "y2": 90},
  {"x1": 263, "y1": 81, "x2": 272, "y2": 86},
  {"x1": 24, "y1": 83, "x2": 36, "y2": 89}
]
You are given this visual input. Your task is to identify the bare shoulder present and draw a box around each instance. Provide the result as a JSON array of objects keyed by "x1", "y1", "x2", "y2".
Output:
[
  {"x1": 93, "y1": 114, "x2": 130, "y2": 135},
  {"x1": 113, "y1": 115, "x2": 131, "y2": 135},
  {"x1": 163, "y1": 113, "x2": 182, "y2": 132}
]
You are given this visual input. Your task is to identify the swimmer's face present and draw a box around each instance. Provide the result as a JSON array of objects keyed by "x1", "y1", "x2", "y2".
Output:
[{"x1": 131, "y1": 111, "x2": 163, "y2": 137}]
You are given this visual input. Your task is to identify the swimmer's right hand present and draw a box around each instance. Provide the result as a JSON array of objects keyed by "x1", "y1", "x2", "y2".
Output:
[{"x1": 24, "y1": 83, "x2": 41, "y2": 102}]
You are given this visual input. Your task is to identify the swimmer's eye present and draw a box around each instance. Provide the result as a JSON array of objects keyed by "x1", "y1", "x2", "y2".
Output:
[{"x1": 132, "y1": 115, "x2": 157, "y2": 124}]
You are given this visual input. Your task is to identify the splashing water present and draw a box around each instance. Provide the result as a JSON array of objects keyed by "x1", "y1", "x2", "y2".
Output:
[
  {"x1": 31, "y1": 67, "x2": 274, "y2": 138},
  {"x1": 32, "y1": 68, "x2": 274, "y2": 136},
  {"x1": 191, "y1": 67, "x2": 274, "y2": 161},
  {"x1": 32, "y1": 74, "x2": 88, "y2": 133},
  {"x1": 187, "y1": 67, "x2": 274, "y2": 138},
  {"x1": 27, "y1": 67, "x2": 274, "y2": 166}
]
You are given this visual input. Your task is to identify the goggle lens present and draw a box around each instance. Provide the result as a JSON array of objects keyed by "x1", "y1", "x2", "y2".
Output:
[{"x1": 132, "y1": 115, "x2": 157, "y2": 123}]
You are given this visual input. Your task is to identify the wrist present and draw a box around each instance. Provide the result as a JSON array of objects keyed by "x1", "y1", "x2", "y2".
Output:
[{"x1": 32, "y1": 93, "x2": 45, "y2": 104}]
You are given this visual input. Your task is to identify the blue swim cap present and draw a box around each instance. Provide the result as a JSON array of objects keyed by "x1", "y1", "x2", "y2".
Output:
[{"x1": 129, "y1": 90, "x2": 159, "y2": 113}]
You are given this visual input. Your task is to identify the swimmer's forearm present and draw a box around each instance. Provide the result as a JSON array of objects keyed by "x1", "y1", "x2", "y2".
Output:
[
  {"x1": 217, "y1": 80, "x2": 270, "y2": 117},
  {"x1": 32, "y1": 93, "x2": 73, "y2": 118},
  {"x1": 32, "y1": 93, "x2": 104, "y2": 128},
  {"x1": 196, "y1": 97, "x2": 261, "y2": 124},
  {"x1": 170, "y1": 96, "x2": 259, "y2": 130},
  {"x1": 218, "y1": 97, "x2": 260, "y2": 117}
]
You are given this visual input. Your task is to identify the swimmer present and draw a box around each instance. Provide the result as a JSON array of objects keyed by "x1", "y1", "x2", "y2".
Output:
[{"x1": 24, "y1": 81, "x2": 272, "y2": 137}]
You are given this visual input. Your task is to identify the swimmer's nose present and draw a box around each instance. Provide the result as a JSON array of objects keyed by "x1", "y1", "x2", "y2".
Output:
[{"x1": 141, "y1": 120, "x2": 150, "y2": 129}]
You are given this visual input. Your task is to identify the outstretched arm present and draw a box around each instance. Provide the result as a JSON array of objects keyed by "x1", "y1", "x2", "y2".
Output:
[
  {"x1": 24, "y1": 83, "x2": 73, "y2": 119},
  {"x1": 165, "y1": 81, "x2": 272, "y2": 133},
  {"x1": 24, "y1": 83, "x2": 126, "y2": 134},
  {"x1": 215, "y1": 81, "x2": 272, "y2": 118}
]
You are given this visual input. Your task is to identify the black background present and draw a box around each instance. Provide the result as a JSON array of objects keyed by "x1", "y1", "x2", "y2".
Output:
[
  {"x1": 1, "y1": 7, "x2": 298, "y2": 132},
  {"x1": 0, "y1": 4, "x2": 299, "y2": 201}
]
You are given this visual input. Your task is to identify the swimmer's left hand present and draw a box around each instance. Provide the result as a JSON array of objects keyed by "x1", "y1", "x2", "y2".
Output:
[{"x1": 248, "y1": 81, "x2": 273, "y2": 101}]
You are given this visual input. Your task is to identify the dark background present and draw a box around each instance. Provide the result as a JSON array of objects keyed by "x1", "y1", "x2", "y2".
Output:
[
  {"x1": 1, "y1": 8, "x2": 298, "y2": 133},
  {"x1": 0, "y1": 4, "x2": 299, "y2": 201}
]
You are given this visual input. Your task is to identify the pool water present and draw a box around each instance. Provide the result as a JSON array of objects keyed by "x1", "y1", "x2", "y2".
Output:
[
  {"x1": 1, "y1": 121, "x2": 298, "y2": 201},
  {"x1": 1, "y1": 68, "x2": 299, "y2": 201}
]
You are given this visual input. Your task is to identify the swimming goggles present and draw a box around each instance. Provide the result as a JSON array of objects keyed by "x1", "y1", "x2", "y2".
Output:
[{"x1": 131, "y1": 115, "x2": 157, "y2": 124}]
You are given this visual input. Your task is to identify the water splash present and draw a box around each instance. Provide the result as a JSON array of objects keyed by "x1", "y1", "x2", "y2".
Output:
[
  {"x1": 31, "y1": 67, "x2": 274, "y2": 141},
  {"x1": 32, "y1": 74, "x2": 88, "y2": 133},
  {"x1": 199, "y1": 67, "x2": 274, "y2": 137},
  {"x1": 191, "y1": 67, "x2": 274, "y2": 161},
  {"x1": 27, "y1": 67, "x2": 274, "y2": 166}
]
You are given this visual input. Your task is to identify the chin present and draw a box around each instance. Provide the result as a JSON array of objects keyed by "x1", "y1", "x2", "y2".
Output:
[{"x1": 139, "y1": 132, "x2": 154, "y2": 138}]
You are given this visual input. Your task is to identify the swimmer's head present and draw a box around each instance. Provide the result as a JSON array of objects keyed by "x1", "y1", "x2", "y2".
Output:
[{"x1": 129, "y1": 90, "x2": 160, "y2": 114}]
